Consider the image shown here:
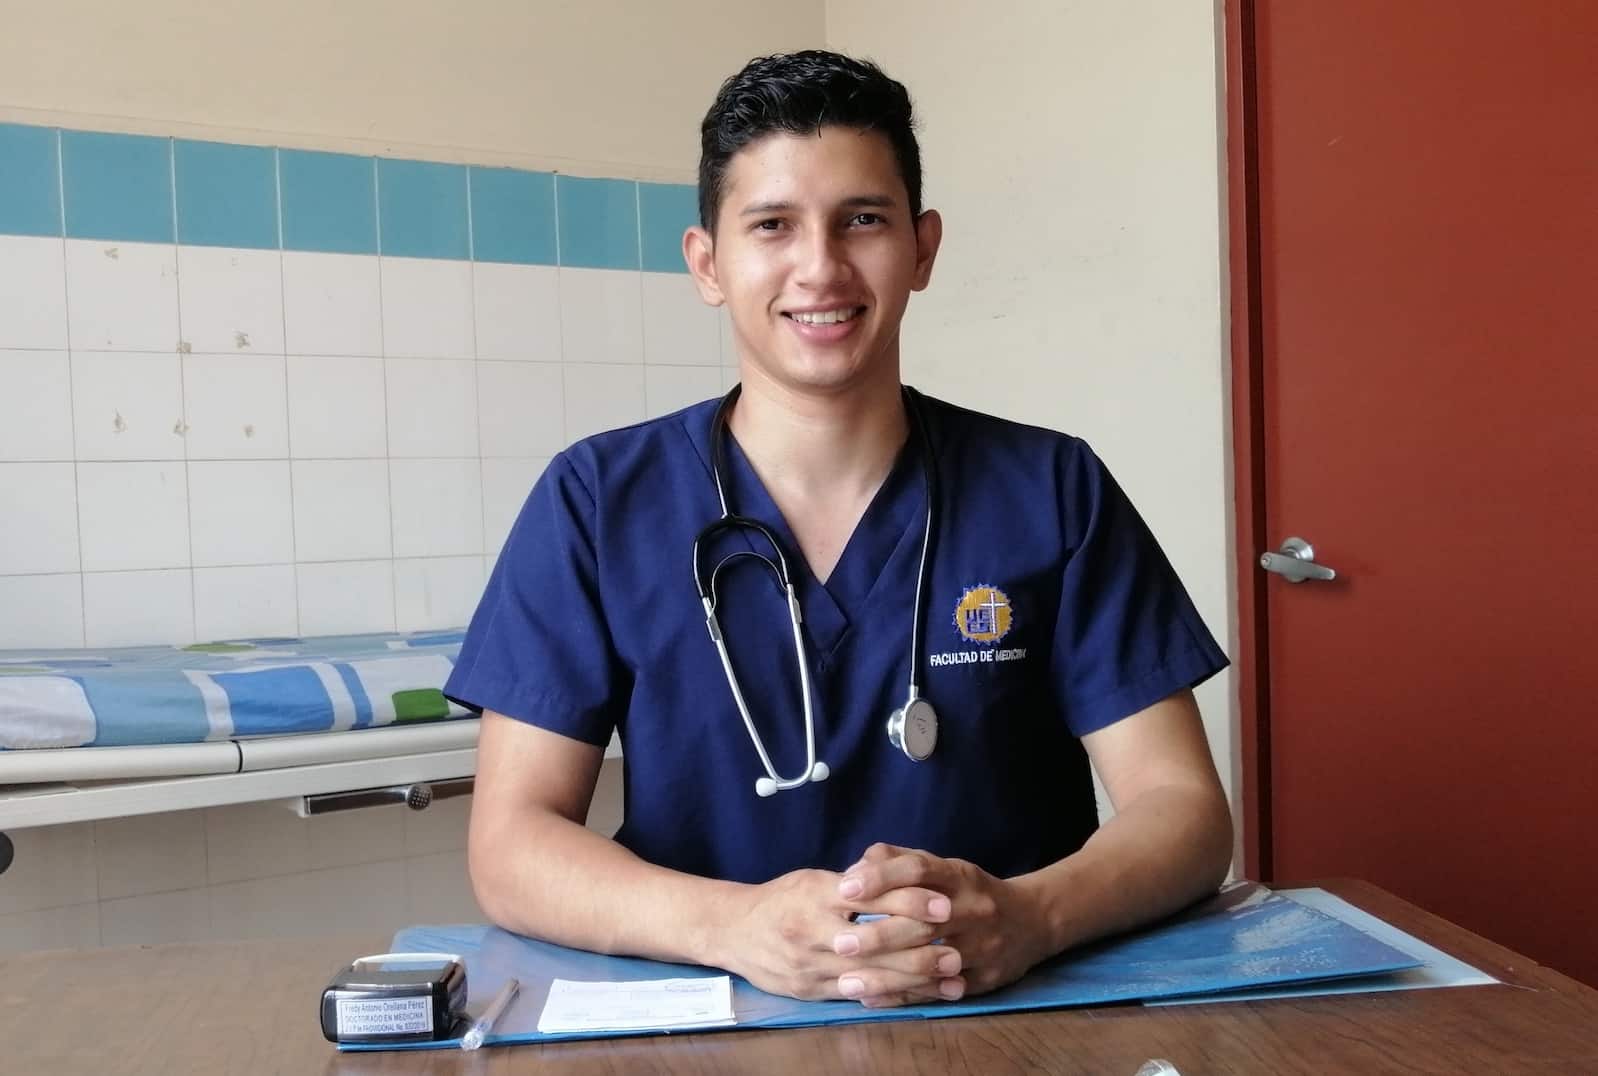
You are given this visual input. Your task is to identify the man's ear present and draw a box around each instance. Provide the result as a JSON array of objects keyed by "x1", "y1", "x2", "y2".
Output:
[
  {"x1": 683, "y1": 226, "x2": 725, "y2": 306},
  {"x1": 911, "y1": 209, "x2": 943, "y2": 292}
]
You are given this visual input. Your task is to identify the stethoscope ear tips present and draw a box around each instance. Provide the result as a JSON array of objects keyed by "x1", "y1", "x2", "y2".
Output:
[{"x1": 754, "y1": 761, "x2": 830, "y2": 798}]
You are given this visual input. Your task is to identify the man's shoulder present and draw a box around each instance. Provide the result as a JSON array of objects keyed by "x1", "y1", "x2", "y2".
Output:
[
  {"x1": 555, "y1": 397, "x2": 719, "y2": 492},
  {"x1": 919, "y1": 392, "x2": 1089, "y2": 459}
]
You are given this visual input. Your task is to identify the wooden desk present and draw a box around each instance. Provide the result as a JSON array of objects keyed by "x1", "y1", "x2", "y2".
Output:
[{"x1": 4, "y1": 881, "x2": 1595, "y2": 1074}]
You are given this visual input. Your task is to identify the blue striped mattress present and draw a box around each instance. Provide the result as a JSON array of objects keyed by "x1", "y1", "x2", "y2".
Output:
[{"x1": 0, "y1": 630, "x2": 469, "y2": 750}]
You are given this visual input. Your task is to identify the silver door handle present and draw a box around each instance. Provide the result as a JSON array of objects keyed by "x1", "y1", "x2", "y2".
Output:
[{"x1": 1260, "y1": 537, "x2": 1337, "y2": 583}]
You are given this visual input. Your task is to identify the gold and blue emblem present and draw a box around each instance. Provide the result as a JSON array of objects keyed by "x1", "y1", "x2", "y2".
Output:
[{"x1": 954, "y1": 585, "x2": 1013, "y2": 644}]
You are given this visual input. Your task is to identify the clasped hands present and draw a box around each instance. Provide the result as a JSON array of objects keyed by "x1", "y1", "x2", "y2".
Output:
[{"x1": 724, "y1": 842, "x2": 1053, "y2": 1008}]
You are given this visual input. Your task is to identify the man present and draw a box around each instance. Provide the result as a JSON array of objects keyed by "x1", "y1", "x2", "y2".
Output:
[{"x1": 446, "y1": 50, "x2": 1232, "y2": 1009}]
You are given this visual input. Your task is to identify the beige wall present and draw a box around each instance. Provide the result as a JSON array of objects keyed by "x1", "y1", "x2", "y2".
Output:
[
  {"x1": 0, "y1": 0, "x2": 823, "y2": 178},
  {"x1": 826, "y1": 3, "x2": 1238, "y2": 816}
]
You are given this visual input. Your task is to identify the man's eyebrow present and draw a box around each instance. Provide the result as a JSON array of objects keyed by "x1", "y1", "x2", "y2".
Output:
[
  {"x1": 738, "y1": 194, "x2": 900, "y2": 216},
  {"x1": 740, "y1": 200, "x2": 795, "y2": 216},
  {"x1": 839, "y1": 194, "x2": 898, "y2": 210}
]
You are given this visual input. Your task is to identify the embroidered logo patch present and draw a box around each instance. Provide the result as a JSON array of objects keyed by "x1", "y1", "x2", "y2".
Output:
[{"x1": 953, "y1": 585, "x2": 1013, "y2": 644}]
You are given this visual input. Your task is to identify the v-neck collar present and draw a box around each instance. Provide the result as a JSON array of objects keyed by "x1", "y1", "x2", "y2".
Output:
[{"x1": 684, "y1": 394, "x2": 928, "y2": 658}]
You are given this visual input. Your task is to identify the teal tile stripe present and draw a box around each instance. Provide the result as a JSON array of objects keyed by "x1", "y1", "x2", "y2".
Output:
[
  {"x1": 378, "y1": 159, "x2": 469, "y2": 260},
  {"x1": 280, "y1": 150, "x2": 377, "y2": 255},
  {"x1": 0, "y1": 124, "x2": 61, "y2": 237},
  {"x1": 557, "y1": 175, "x2": 639, "y2": 270},
  {"x1": 0, "y1": 123, "x2": 691, "y2": 269},
  {"x1": 639, "y1": 182, "x2": 697, "y2": 274},
  {"x1": 470, "y1": 166, "x2": 556, "y2": 266},
  {"x1": 61, "y1": 130, "x2": 173, "y2": 244},
  {"x1": 175, "y1": 140, "x2": 278, "y2": 249}
]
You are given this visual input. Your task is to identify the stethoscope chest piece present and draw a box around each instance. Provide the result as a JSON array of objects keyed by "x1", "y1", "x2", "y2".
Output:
[{"x1": 886, "y1": 697, "x2": 939, "y2": 761}]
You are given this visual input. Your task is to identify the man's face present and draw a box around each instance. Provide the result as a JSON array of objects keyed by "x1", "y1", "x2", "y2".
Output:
[{"x1": 686, "y1": 126, "x2": 940, "y2": 397}]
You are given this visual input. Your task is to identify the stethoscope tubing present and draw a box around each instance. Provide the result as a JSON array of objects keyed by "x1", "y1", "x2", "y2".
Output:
[{"x1": 693, "y1": 384, "x2": 937, "y2": 793}]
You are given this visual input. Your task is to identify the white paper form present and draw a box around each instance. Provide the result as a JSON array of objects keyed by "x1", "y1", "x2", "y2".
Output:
[{"x1": 536, "y1": 977, "x2": 736, "y2": 1034}]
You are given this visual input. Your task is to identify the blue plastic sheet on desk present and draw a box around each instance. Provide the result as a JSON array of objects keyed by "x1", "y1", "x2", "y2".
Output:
[{"x1": 344, "y1": 884, "x2": 1420, "y2": 1051}]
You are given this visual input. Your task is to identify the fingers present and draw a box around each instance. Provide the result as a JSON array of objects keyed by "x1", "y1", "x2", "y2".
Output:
[
  {"x1": 834, "y1": 909, "x2": 947, "y2": 957},
  {"x1": 745, "y1": 866, "x2": 978, "y2": 1006},
  {"x1": 858, "y1": 976, "x2": 968, "y2": 1008},
  {"x1": 830, "y1": 939, "x2": 963, "y2": 1001},
  {"x1": 842, "y1": 886, "x2": 953, "y2": 931},
  {"x1": 837, "y1": 964, "x2": 966, "y2": 1005},
  {"x1": 839, "y1": 844, "x2": 955, "y2": 905}
]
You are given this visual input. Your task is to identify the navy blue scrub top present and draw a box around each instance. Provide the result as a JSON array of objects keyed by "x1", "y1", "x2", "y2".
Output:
[{"x1": 445, "y1": 391, "x2": 1227, "y2": 886}]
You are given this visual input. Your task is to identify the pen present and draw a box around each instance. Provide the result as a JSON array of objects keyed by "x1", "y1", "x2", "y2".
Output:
[{"x1": 460, "y1": 977, "x2": 521, "y2": 1051}]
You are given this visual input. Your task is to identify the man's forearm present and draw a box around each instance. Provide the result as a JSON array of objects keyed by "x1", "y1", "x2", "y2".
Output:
[
  {"x1": 1011, "y1": 782, "x2": 1234, "y2": 956},
  {"x1": 469, "y1": 808, "x2": 749, "y2": 968}
]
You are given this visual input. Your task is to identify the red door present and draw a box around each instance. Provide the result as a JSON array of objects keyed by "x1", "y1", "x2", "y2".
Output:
[{"x1": 1234, "y1": 3, "x2": 1598, "y2": 984}]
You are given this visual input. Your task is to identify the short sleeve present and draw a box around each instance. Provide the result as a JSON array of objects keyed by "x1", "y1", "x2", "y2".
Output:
[
  {"x1": 444, "y1": 455, "x2": 629, "y2": 745},
  {"x1": 1050, "y1": 442, "x2": 1228, "y2": 738}
]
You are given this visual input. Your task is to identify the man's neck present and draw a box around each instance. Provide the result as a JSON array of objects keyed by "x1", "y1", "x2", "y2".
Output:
[{"x1": 726, "y1": 366, "x2": 909, "y2": 505}]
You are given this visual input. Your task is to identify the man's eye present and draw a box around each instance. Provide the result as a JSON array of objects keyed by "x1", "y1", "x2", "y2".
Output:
[
  {"x1": 851, "y1": 213, "x2": 885, "y2": 227},
  {"x1": 755, "y1": 218, "x2": 784, "y2": 231}
]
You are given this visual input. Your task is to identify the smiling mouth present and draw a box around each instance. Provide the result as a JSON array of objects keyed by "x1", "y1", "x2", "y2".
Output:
[{"x1": 784, "y1": 306, "x2": 866, "y2": 325}]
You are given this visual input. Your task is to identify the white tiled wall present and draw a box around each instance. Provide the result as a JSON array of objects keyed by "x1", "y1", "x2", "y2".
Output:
[
  {"x1": 0, "y1": 231, "x2": 734, "y2": 649},
  {"x1": 0, "y1": 230, "x2": 718, "y2": 953},
  {"x1": 0, "y1": 758, "x2": 625, "y2": 954}
]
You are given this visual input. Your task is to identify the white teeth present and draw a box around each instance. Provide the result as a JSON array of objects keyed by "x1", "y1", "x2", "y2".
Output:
[{"x1": 790, "y1": 307, "x2": 859, "y2": 325}]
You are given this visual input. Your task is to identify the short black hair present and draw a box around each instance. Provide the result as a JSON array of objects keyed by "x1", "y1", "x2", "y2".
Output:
[{"x1": 698, "y1": 50, "x2": 922, "y2": 232}]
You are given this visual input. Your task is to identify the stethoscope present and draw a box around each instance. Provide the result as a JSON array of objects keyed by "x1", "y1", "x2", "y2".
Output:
[{"x1": 691, "y1": 385, "x2": 942, "y2": 797}]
